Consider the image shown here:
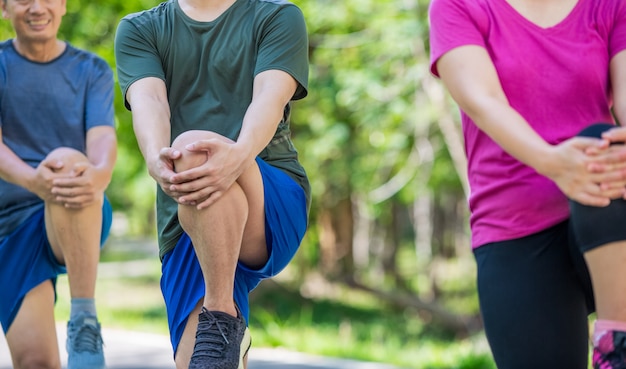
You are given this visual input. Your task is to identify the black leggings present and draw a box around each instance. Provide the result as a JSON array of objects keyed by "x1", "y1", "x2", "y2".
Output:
[
  {"x1": 474, "y1": 123, "x2": 626, "y2": 369},
  {"x1": 475, "y1": 222, "x2": 593, "y2": 369}
]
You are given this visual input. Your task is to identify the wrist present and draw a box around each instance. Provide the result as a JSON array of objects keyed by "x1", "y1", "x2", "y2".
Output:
[
  {"x1": 232, "y1": 141, "x2": 257, "y2": 165},
  {"x1": 532, "y1": 145, "x2": 559, "y2": 178}
]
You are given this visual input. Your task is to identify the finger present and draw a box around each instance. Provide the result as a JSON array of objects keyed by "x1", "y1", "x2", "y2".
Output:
[
  {"x1": 602, "y1": 127, "x2": 626, "y2": 143},
  {"x1": 159, "y1": 147, "x2": 182, "y2": 160},
  {"x1": 599, "y1": 180, "x2": 626, "y2": 191},
  {"x1": 64, "y1": 199, "x2": 91, "y2": 208},
  {"x1": 184, "y1": 139, "x2": 213, "y2": 152},
  {"x1": 598, "y1": 186, "x2": 626, "y2": 199},
  {"x1": 51, "y1": 176, "x2": 88, "y2": 188},
  {"x1": 178, "y1": 186, "x2": 214, "y2": 205},
  {"x1": 53, "y1": 188, "x2": 90, "y2": 201},
  {"x1": 52, "y1": 184, "x2": 87, "y2": 196},
  {"x1": 185, "y1": 137, "x2": 233, "y2": 152},
  {"x1": 69, "y1": 162, "x2": 89, "y2": 177},
  {"x1": 573, "y1": 192, "x2": 611, "y2": 207},
  {"x1": 197, "y1": 191, "x2": 222, "y2": 210},
  {"x1": 160, "y1": 186, "x2": 186, "y2": 200},
  {"x1": 58, "y1": 194, "x2": 93, "y2": 208},
  {"x1": 568, "y1": 181, "x2": 613, "y2": 207},
  {"x1": 587, "y1": 157, "x2": 626, "y2": 174},
  {"x1": 585, "y1": 146, "x2": 608, "y2": 156},
  {"x1": 595, "y1": 147, "x2": 626, "y2": 165},
  {"x1": 169, "y1": 177, "x2": 212, "y2": 194},
  {"x1": 170, "y1": 165, "x2": 215, "y2": 183},
  {"x1": 594, "y1": 167, "x2": 626, "y2": 183},
  {"x1": 570, "y1": 136, "x2": 610, "y2": 151},
  {"x1": 41, "y1": 158, "x2": 65, "y2": 172}
]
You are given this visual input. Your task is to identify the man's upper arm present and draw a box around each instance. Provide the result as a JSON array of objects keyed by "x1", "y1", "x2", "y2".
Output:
[
  {"x1": 254, "y1": 5, "x2": 309, "y2": 101},
  {"x1": 86, "y1": 125, "x2": 117, "y2": 147},
  {"x1": 253, "y1": 70, "x2": 298, "y2": 105},
  {"x1": 85, "y1": 58, "x2": 115, "y2": 130},
  {"x1": 114, "y1": 17, "x2": 165, "y2": 110},
  {"x1": 126, "y1": 77, "x2": 169, "y2": 110}
]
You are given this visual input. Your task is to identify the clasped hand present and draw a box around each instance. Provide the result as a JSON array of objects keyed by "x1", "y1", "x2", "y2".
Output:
[
  {"x1": 549, "y1": 127, "x2": 626, "y2": 207},
  {"x1": 35, "y1": 159, "x2": 103, "y2": 209},
  {"x1": 153, "y1": 138, "x2": 246, "y2": 210}
]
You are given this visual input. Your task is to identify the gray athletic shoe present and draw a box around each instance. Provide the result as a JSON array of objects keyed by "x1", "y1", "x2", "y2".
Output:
[
  {"x1": 189, "y1": 307, "x2": 251, "y2": 369},
  {"x1": 66, "y1": 313, "x2": 105, "y2": 369}
]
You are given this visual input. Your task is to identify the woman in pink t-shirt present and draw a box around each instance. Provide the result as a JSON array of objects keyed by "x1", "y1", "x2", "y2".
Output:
[{"x1": 429, "y1": 0, "x2": 626, "y2": 368}]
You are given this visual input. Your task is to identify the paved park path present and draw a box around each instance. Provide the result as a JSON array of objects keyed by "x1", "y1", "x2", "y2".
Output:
[{"x1": 0, "y1": 325, "x2": 405, "y2": 369}]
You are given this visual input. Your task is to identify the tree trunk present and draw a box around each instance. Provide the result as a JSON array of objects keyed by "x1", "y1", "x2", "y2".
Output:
[{"x1": 318, "y1": 196, "x2": 355, "y2": 278}]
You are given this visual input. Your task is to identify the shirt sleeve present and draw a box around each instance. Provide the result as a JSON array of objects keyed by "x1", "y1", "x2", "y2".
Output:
[
  {"x1": 428, "y1": 0, "x2": 488, "y2": 77},
  {"x1": 114, "y1": 15, "x2": 166, "y2": 110},
  {"x1": 254, "y1": 4, "x2": 309, "y2": 100},
  {"x1": 85, "y1": 57, "x2": 115, "y2": 130}
]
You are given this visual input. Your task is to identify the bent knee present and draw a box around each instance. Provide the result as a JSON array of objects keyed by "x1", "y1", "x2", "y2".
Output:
[
  {"x1": 171, "y1": 130, "x2": 233, "y2": 149},
  {"x1": 46, "y1": 147, "x2": 87, "y2": 174},
  {"x1": 171, "y1": 130, "x2": 233, "y2": 173},
  {"x1": 13, "y1": 354, "x2": 61, "y2": 369}
]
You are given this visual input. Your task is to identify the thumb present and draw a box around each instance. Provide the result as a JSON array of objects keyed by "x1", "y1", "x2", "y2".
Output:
[
  {"x1": 70, "y1": 162, "x2": 89, "y2": 176},
  {"x1": 42, "y1": 158, "x2": 64, "y2": 172},
  {"x1": 160, "y1": 147, "x2": 182, "y2": 160},
  {"x1": 602, "y1": 127, "x2": 626, "y2": 143},
  {"x1": 185, "y1": 138, "x2": 222, "y2": 152},
  {"x1": 569, "y1": 136, "x2": 609, "y2": 151}
]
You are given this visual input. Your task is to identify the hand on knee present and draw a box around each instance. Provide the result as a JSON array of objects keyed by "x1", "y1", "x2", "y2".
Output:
[
  {"x1": 44, "y1": 147, "x2": 89, "y2": 175},
  {"x1": 171, "y1": 130, "x2": 233, "y2": 172},
  {"x1": 39, "y1": 148, "x2": 103, "y2": 209}
]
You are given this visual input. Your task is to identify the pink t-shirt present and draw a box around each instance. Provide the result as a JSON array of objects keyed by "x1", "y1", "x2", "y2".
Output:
[{"x1": 429, "y1": 0, "x2": 626, "y2": 248}]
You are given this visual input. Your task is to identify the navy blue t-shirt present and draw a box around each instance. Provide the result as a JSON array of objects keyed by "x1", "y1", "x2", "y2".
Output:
[{"x1": 0, "y1": 41, "x2": 115, "y2": 239}]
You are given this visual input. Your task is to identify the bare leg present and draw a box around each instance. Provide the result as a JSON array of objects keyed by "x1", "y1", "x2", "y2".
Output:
[
  {"x1": 44, "y1": 148, "x2": 102, "y2": 300},
  {"x1": 585, "y1": 241, "x2": 626, "y2": 321},
  {"x1": 5, "y1": 280, "x2": 61, "y2": 369},
  {"x1": 171, "y1": 130, "x2": 265, "y2": 369}
]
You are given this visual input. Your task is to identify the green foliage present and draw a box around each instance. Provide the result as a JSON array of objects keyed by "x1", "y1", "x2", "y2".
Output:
[
  {"x1": 249, "y1": 283, "x2": 494, "y2": 369},
  {"x1": 11, "y1": 0, "x2": 486, "y2": 366},
  {"x1": 0, "y1": 0, "x2": 466, "y2": 239},
  {"x1": 292, "y1": 0, "x2": 456, "y2": 205}
]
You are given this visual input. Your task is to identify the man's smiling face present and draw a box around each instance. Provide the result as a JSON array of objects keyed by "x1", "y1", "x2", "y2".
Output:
[{"x1": 2, "y1": 0, "x2": 67, "y2": 46}]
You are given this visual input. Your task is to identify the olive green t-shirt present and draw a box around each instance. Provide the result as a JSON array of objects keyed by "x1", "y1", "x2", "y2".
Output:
[{"x1": 115, "y1": 0, "x2": 310, "y2": 258}]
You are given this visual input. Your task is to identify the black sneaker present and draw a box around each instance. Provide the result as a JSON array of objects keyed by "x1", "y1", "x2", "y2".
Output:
[{"x1": 189, "y1": 307, "x2": 251, "y2": 369}]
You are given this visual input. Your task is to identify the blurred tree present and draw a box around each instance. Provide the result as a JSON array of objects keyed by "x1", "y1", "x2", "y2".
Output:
[
  {"x1": 287, "y1": 0, "x2": 477, "y2": 335},
  {"x1": 0, "y1": 0, "x2": 479, "y2": 336}
]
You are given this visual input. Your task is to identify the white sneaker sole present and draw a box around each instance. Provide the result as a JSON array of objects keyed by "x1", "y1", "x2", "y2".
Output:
[{"x1": 238, "y1": 327, "x2": 251, "y2": 369}]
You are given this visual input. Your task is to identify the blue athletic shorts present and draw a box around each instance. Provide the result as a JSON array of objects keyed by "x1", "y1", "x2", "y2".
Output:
[
  {"x1": 0, "y1": 198, "x2": 113, "y2": 333},
  {"x1": 160, "y1": 157, "x2": 308, "y2": 355}
]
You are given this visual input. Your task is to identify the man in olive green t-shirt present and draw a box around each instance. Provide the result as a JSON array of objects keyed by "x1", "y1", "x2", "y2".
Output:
[{"x1": 114, "y1": 0, "x2": 310, "y2": 368}]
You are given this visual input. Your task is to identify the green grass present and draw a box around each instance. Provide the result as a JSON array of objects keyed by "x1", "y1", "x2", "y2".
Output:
[
  {"x1": 53, "y1": 243, "x2": 495, "y2": 369},
  {"x1": 247, "y1": 281, "x2": 495, "y2": 369}
]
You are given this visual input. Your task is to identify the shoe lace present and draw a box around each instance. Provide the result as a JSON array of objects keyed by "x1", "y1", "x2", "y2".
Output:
[
  {"x1": 70, "y1": 323, "x2": 103, "y2": 354},
  {"x1": 192, "y1": 308, "x2": 231, "y2": 359}
]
